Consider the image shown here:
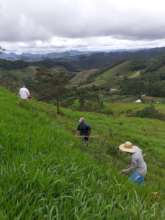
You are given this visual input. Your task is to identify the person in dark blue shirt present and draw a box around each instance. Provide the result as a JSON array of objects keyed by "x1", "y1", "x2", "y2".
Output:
[{"x1": 77, "y1": 117, "x2": 91, "y2": 143}]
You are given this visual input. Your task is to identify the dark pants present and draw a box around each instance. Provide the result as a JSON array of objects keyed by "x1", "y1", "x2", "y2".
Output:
[
  {"x1": 84, "y1": 136, "x2": 89, "y2": 142},
  {"x1": 81, "y1": 135, "x2": 89, "y2": 143}
]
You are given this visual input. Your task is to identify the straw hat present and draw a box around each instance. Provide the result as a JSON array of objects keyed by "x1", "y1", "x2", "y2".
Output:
[{"x1": 119, "y1": 141, "x2": 138, "y2": 153}]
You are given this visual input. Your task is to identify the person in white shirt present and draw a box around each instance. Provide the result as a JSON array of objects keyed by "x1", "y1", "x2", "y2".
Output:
[
  {"x1": 19, "y1": 86, "x2": 31, "y2": 100},
  {"x1": 119, "y1": 141, "x2": 147, "y2": 184}
]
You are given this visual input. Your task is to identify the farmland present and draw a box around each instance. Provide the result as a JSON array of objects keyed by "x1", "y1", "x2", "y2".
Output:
[{"x1": 0, "y1": 87, "x2": 164, "y2": 219}]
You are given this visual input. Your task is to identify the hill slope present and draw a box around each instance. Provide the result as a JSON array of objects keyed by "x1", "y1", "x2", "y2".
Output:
[
  {"x1": 88, "y1": 61, "x2": 134, "y2": 87},
  {"x1": 2, "y1": 48, "x2": 165, "y2": 100},
  {"x1": 0, "y1": 88, "x2": 164, "y2": 219}
]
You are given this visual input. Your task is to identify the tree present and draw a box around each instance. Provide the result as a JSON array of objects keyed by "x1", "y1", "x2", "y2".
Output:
[
  {"x1": 73, "y1": 87, "x2": 86, "y2": 109},
  {"x1": 72, "y1": 85, "x2": 104, "y2": 111},
  {"x1": 90, "y1": 85, "x2": 104, "y2": 108},
  {"x1": 33, "y1": 67, "x2": 69, "y2": 114}
]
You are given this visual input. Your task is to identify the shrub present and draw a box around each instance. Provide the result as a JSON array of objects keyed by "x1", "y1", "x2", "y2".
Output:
[{"x1": 132, "y1": 105, "x2": 165, "y2": 120}]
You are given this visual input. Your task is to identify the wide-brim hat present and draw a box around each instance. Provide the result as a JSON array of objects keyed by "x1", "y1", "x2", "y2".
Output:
[{"x1": 119, "y1": 141, "x2": 138, "y2": 153}]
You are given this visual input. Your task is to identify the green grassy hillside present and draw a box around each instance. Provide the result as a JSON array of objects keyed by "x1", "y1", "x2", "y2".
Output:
[
  {"x1": 0, "y1": 88, "x2": 164, "y2": 219},
  {"x1": 83, "y1": 61, "x2": 141, "y2": 87},
  {"x1": 94, "y1": 61, "x2": 132, "y2": 86},
  {"x1": 70, "y1": 69, "x2": 98, "y2": 86}
]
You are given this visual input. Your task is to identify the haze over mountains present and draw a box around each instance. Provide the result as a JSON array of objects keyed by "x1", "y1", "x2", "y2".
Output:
[
  {"x1": 0, "y1": 50, "x2": 91, "y2": 62},
  {"x1": 1, "y1": 46, "x2": 165, "y2": 63}
]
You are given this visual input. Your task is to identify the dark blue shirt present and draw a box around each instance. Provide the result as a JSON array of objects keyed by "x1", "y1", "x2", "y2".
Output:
[{"x1": 77, "y1": 122, "x2": 91, "y2": 136}]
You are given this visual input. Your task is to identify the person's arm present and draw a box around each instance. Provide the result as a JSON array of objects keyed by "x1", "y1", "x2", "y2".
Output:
[
  {"x1": 26, "y1": 89, "x2": 32, "y2": 99},
  {"x1": 121, "y1": 161, "x2": 137, "y2": 175},
  {"x1": 18, "y1": 89, "x2": 21, "y2": 97},
  {"x1": 26, "y1": 89, "x2": 30, "y2": 97},
  {"x1": 88, "y1": 125, "x2": 91, "y2": 135},
  {"x1": 76, "y1": 125, "x2": 80, "y2": 136}
]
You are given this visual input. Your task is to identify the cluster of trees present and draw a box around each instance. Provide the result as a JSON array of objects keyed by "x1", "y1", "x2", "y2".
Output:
[
  {"x1": 0, "y1": 73, "x2": 20, "y2": 91},
  {"x1": 120, "y1": 78, "x2": 165, "y2": 97},
  {"x1": 28, "y1": 68, "x2": 105, "y2": 113},
  {"x1": 0, "y1": 60, "x2": 29, "y2": 70},
  {"x1": 120, "y1": 56, "x2": 165, "y2": 97},
  {"x1": 28, "y1": 67, "x2": 69, "y2": 114},
  {"x1": 72, "y1": 85, "x2": 104, "y2": 110},
  {"x1": 120, "y1": 76, "x2": 165, "y2": 97}
]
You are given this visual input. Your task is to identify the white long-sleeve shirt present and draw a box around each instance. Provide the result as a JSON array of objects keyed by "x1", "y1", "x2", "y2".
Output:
[
  {"x1": 131, "y1": 148, "x2": 147, "y2": 176},
  {"x1": 19, "y1": 87, "x2": 30, "y2": 100}
]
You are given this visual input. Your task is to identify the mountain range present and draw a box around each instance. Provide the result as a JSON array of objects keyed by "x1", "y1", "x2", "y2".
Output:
[
  {"x1": 1, "y1": 46, "x2": 165, "y2": 100},
  {"x1": 0, "y1": 50, "x2": 91, "y2": 62}
]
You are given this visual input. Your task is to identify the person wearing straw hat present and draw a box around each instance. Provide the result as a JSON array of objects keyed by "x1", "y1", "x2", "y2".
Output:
[
  {"x1": 119, "y1": 141, "x2": 147, "y2": 184},
  {"x1": 77, "y1": 117, "x2": 91, "y2": 143}
]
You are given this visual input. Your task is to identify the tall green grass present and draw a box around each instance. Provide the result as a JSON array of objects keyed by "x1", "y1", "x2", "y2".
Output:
[{"x1": 0, "y1": 88, "x2": 164, "y2": 219}]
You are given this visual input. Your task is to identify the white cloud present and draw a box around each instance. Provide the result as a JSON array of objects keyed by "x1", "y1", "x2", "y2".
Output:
[{"x1": 0, "y1": 0, "x2": 165, "y2": 51}]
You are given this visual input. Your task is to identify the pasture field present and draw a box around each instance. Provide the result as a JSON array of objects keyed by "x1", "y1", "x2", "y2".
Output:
[{"x1": 0, "y1": 88, "x2": 164, "y2": 219}]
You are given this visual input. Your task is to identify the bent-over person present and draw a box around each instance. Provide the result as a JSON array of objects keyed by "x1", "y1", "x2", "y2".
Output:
[{"x1": 119, "y1": 141, "x2": 147, "y2": 184}]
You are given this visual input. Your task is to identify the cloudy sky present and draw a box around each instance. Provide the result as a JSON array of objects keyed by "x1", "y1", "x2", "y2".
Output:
[{"x1": 0, "y1": 0, "x2": 165, "y2": 52}]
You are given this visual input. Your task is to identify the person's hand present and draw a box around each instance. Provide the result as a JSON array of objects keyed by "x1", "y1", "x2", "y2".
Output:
[{"x1": 121, "y1": 169, "x2": 129, "y2": 175}]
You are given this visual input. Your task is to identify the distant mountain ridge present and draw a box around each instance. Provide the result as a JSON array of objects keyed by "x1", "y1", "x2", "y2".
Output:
[
  {"x1": 1, "y1": 46, "x2": 165, "y2": 99},
  {"x1": 0, "y1": 50, "x2": 91, "y2": 62},
  {"x1": 1, "y1": 47, "x2": 165, "y2": 63}
]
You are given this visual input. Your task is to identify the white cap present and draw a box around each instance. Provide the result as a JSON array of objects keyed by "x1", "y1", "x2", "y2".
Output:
[{"x1": 79, "y1": 117, "x2": 85, "y2": 123}]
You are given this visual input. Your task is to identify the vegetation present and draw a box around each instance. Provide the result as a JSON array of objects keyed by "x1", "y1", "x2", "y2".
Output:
[
  {"x1": 31, "y1": 67, "x2": 69, "y2": 114},
  {"x1": 0, "y1": 87, "x2": 164, "y2": 219},
  {"x1": 132, "y1": 105, "x2": 165, "y2": 120},
  {"x1": 1, "y1": 48, "x2": 165, "y2": 102}
]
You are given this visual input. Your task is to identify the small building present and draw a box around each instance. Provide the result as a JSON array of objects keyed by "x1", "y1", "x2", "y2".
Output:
[
  {"x1": 135, "y1": 99, "x2": 142, "y2": 103},
  {"x1": 110, "y1": 88, "x2": 119, "y2": 94}
]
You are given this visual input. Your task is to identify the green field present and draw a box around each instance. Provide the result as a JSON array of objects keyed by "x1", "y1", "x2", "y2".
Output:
[
  {"x1": 84, "y1": 61, "x2": 141, "y2": 88},
  {"x1": 0, "y1": 88, "x2": 164, "y2": 219},
  {"x1": 102, "y1": 102, "x2": 165, "y2": 115}
]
